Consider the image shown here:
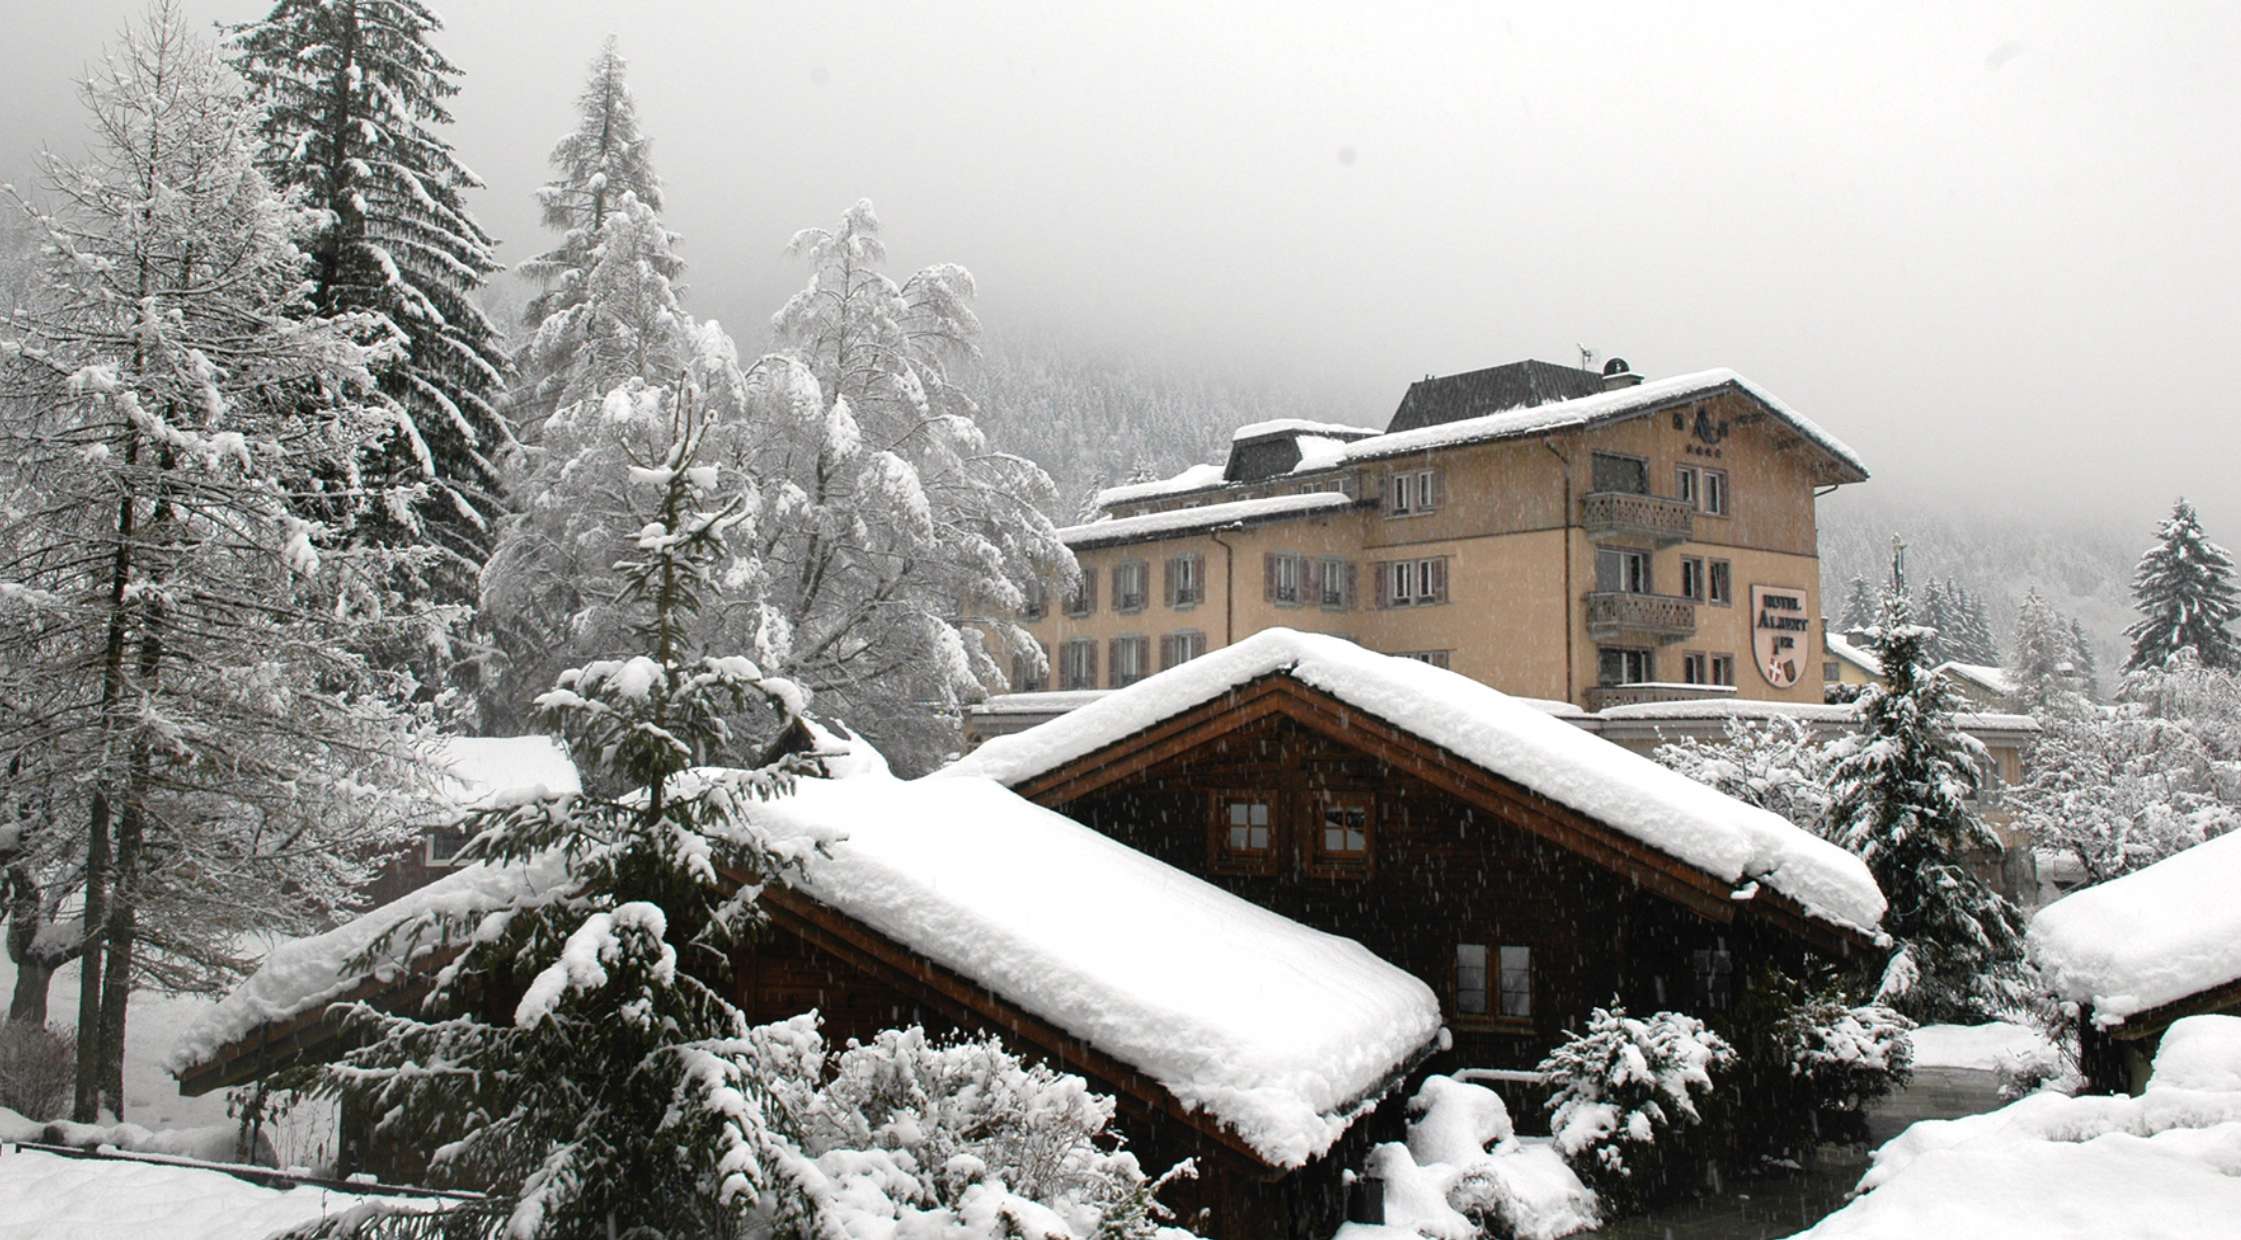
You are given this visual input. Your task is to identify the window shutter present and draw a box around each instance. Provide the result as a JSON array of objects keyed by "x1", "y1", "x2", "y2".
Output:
[
  {"x1": 1431, "y1": 557, "x2": 1449, "y2": 603},
  {"x1": 1162, "y1": 557, "x2": 1176, "y2": 607},
  {"x1": 1377, "y1": 472, "x2": 1390, "y2": 510},
  {"x1": 1263, "y1": 553, "x2": 1277, "y2": 602},
  {"x1": 1430, "y1": 469, "x2": 1445, "y2": 511},
  {"x1": 1305, "y1": 557, "x2": 1324, "y2": 605},
  {"x1": 1189, "y1": 552, "x2": 1204, "y2": 601},
  {"x1": 1375, "y1": 561, "x2": 1392, "y2": 608},
  {"x1": 1344, "y1": 562, "x2": 1359, "y2": 610}
]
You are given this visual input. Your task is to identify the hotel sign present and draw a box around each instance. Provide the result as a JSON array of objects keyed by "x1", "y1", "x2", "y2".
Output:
[{"x1": 1753, "y1": 585, "x2": 1809, "y2": 688}]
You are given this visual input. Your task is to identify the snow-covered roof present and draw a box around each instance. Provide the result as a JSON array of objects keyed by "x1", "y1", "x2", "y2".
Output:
[
  {"x1": 948, "y1": 629, "x2": 1887, "y2": 936},
  {"x1": 1934, "y1": 661, "x2": 2019, "y2": 699},
  {"x1": 1230, "y1": 417, "x2": 1383, "y2": 441},
  {"x1": 971, "y1": 690, "x2": 1111, "y2": 716},
  {"x1": 1590, "y1": 695, "x2": 2038, "y2": 738},
  {"x1": 429, "y1": 735, "x2": 580, "y2": 816},
  {"x1": 1826, "y1": 632, "x2": 1884, "y2": 677},
  {"x1": 1092, "y1": 463, "x2": 1226, "y2": 509},
  {"x1": 173, "y1": 762, "x2": 1440, "y2": 1169},
  {"x1": 1342, "y1": 367, "x2": 1869, "y2": 478},
  {"x1": 1057, "y1": 492, "x2": 1360, "y2": 550},
  {"x1": 2029, "y1": 829, "x2": 2241, "y2": 1026}
]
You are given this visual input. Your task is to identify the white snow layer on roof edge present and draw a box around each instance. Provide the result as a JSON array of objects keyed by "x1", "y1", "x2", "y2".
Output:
[
  {"x1": 173, "y1": 758, "x2": 1440, "y2": 1168},
  {"x1": 1343, "y1": 367, "x2": 1868, "y2": 475},
  {"x1": 1093, "y1": 463, "x2": 1227, "y2": 508},
  {"x1": 946, "y1": 629, "x2": 1886, "y2": 934},
  {"x1": 1230, "y1": 417, "x2": 1383, "y2": 441},
  {"x1": 2028, "y1": 828, "x2": 2241, "y2": 1025},
  {"x1": 1057, "y1": 492, "x2": 1357, "y2": 548},
  {"x1": 431, "y1": 735, "x2": 581, "y2": 814}
]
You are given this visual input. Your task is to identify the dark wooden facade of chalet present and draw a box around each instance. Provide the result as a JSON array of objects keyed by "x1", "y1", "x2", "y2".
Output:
[
  {"x1": 1006, "y1": 673, "x2": 1873, "y2": 1086},
  {"x1": 179, "y1": 880, "x2": 1392, "y2": 1240}
]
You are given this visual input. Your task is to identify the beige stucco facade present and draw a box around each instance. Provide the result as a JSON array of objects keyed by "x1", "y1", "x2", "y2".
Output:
[{"x1": 1015, "y1": 383, "x2": 1855, "y2": 714}]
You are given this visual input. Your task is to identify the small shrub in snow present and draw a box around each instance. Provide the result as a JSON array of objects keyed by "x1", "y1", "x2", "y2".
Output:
[
  {"x1": 1540, "y1": 1006, "x2": 1734, "y2": 1211},
  {"x1": 1346, "y1": 1075, "x2": 1598, "y2": 1240},
  {"x1": 0, "y1": 1022, "x2": 73, "y2": 1121},
  {"x1": 1715, "y1": 968, "x2": 1914, "y2": 1160}
]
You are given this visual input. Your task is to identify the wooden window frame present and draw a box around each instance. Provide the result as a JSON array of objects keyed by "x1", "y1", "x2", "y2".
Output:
[
  {"x1": 1307, "y1": 791, "x2": 1375, "y2": 879},
  {"x1": 1711, "y1": 653, "x2": 1736, "y2": 687},
  {"x1": 1707, "y1": 558, "x2": 1733, "y2": 606},
  {"x1": 1682, "y1": 651, "x2": 1710, "y2": 685},
  {"x1": 1380, "y1": 556, "x2": 1449, "y2": 608},
  {"x1": 1498, "y1": 945, "x2": 1534, "y2": 1020},
  {"x1": 1679, "y1": 555, "x2": 1706, "y2": 602},
  {"x1": 1676, "y1": 464, "x2": 1698, "y2": 507},
  {"x1": 1160, "y1": 629, "x2": 1206, "y2": 671},
  {"x1": 1058, "y1": 638, "x2": 1098, "y2": 691},
  {"x1": 1208, "y1": 790, "x2": 1280, "y2": 877},
  {"x1": 1112, "y1": 560, "x2": 1150, "y2": 615},
  {"x1": 1318, "y1": 556, "x2": 1353, "y2": 610},
  {"x1": 1701, "y1": 468, "x2": 1729, "y2": 517},
  {"x1": 1166, "y1": 553, "x2": 1205, "y2": 610},
  {"x1": 1108, "y1": 635, "x2": 1150, "y2": 687},
  {"x1": 1064, "y1": 570, "x2": 1096, "y2": 618},
  {"x1": 1268, "y1": 552, "x2": 1306, "y2": 607}
]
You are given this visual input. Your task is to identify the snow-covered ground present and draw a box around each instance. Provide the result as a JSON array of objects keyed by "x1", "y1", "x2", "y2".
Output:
[
  {"x1": 1789, "y1": 1014, "x2": 2241, "y2": 1238},
  {"x1": 0, "y1": 1147, "x2": 439, "y2": 1239},
  {"x1": 1909, "y1": 1021, "x2": 2058, "y2": 1073},
  {"x1": 0, "y1": 952, "x2": 230, "y2": 1133}
]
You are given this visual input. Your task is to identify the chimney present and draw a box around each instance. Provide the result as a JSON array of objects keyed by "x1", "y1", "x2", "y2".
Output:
[{"x1": 1600, "y1": 357, "x2": 1643, "y2": 391}]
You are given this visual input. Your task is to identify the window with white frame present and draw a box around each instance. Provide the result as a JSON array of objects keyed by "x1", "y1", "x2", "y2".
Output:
[
  {"x1": 1498, "y1": 946, "x2": 1533, "y2": 1018},
  {"x1": 1319, "y1": 557, "x2": 1351, "y2": 608},
  {"x1": 1109, "y1": 635, "x2": 1150, "y2": 687},
  {"x1": 1160, "y1": 629, "x2": 1206, "y2": 670},
  {"x1": 1708, "y1": 559, "x2": 1733, "y2": 605},
  {"x1": 1112, "y1": 560, "x2": 1149, "y2": 613},
  {"x1": 1387, "y1": 468, "x2": 1439, "y2": 516},
  {"x1": 1010, "y1": 644, "x2": 1048, "y2": 692},
  {"x1": 1268, "y1": 552, "x2": 1306, "y2": 605},
  {"x1": 1058, "y1": 639, "x2": 1097, "y2": 690},
  {"x1": 1711, "y1": 654, "x2": 1735, "y2": 686},
  {"x1": 1456, "y1": 943, "x2": 1490, "y2": 1017},
  {"x1": 1701, "y1": 468, "x2": 1729, "y2": 516},
  {"x1": 1383, "y1": 557, "x2": 1448, "y2": 607},
  {"x1": 1598, "y1": 646, "x2": 1653, "y2": 687},
  {"x1": 1676, "y1": 464, "x2": 1698, "y2": 507},
  {"x1": 1680, "y1": 555, "x2": 1706, "y2": 601},
  {"x1": 1166, "y1": 553, "x2": 1204, "y2": 608},
  {"x1": 1683, "y1": 652, "x2": 1710, "y2": 685},
  {"x1": 1595, "y1": 548, "x2": 1651, "y2": 594},
  {"x1": 1022, "y1": 579, "x2": 1047, "y2": 620}
]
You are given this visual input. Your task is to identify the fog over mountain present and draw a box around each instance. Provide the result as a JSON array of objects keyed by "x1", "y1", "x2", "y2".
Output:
[{"x1": 6, "y1": 1, "x2": 2234, "y2": 549}]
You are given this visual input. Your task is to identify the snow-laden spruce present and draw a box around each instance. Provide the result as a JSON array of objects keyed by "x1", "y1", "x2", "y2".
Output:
[
  {"x1": 226, "y1": 0, "x2": 512, "y2": 583},
  {"x1": 950, "y1": 628, "x2": 1888, "y2": 934},
  {"x1": 0, "y1": 7, "x2": 428, "y2": 1120},
  {"x1": 2124, "y1": 497, "x2": 2240, "y2": 673}
]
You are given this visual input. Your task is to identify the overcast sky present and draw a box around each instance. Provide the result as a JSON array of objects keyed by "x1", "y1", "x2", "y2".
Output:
[{"x1": 5, "y1": 1, "x2": 2235, "y2": 538}]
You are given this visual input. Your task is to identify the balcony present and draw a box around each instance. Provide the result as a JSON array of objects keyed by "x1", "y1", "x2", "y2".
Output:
[
  {"x1": 1587, "y1": 682, "x2": 1736, "y2": 712},
  {"x1": 1581, "y1": 491, "x2": 1693, "y2": 548},
  {"x1": 1585, "y1": 591, "x2": 1698, "y2": 645}
]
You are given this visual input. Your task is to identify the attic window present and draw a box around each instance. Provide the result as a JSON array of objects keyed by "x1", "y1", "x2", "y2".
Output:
[
  {"x1": 1210, "y1": 792, "x2": 1278, "y2": 876},
  {"x1": 1309, "y1": 793, "x2": 1373, "y2": 878}
]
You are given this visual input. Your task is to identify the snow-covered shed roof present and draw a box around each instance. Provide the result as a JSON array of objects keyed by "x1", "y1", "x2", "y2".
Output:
[
  {"x1": 1057, "y1": 492, "x2": 1362, "y2": 550},
  {"x1": 172, "y1": 762, "x2": 1440, "y2": 1170},
  {"x1": 1934, "y1": 661, "x2": 2020, "y2": 700},
  {"x1": 1826, "y1": 632, "x2": 1884, "y2": 677},
  {"x1": 2028, "y1": 829, "x2": 2241, "y2": 1028},
  {"x1": 948, "y1": 629, "x2": 1887, "y2": 937},
  {"x1": 1093, "y1": 463, "x2": 1226, "y2": 510},
  {"x1": 1230, "y1": 417, "x2": 1383, "y2": 442},
  {"x1": 1344, "y1": 368, "x2": 1869, "y2": 479}
]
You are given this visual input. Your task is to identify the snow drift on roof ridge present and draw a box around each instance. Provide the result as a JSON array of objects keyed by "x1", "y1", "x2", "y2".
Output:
[
  {"x1": 2029, "y1": 829, "x2": 2241, "y2": 1025},
  {"x1": 1092, "y1": 462, "x2": 1226, "y2": 508},
  {"x1": 1230, "y1": 417, "x2": 1383, "y2": 441},
  {"x1": 946, "y1": 629, "x2": 1886, "y2": 934},
  {"x1": 1057, "y1": 491, "x2": 1357, "y2": 548}
]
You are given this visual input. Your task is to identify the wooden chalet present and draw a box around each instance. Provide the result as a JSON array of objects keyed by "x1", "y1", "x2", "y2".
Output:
[
  {"x1": 948, "y1": 628, "x2": 1888, "y2": 1082},
  {"x1": 2030, "y1": 828, "x2": 2241, "y2": 1095},
  {"x1": 170, "y1": 765, "x2": 1442, "y2": 1239}
]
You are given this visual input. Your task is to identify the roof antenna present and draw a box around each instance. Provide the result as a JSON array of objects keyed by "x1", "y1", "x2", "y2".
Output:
[{"x1": 1577, "y1": 344, "x2": 1596, "y2": 373}]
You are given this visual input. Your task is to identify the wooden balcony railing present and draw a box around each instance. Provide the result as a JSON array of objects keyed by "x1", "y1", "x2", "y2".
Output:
[
  {"x1": 1585, "y1": 591, "x2": 1698, "y2": 644},
  {"x1": 1581, "y1": 491, "x2": 1693, "y2": 547}
]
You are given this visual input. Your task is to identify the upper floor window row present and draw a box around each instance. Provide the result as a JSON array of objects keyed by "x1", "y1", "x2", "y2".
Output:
[
  {"x1": 1677, "y1": 465, "x2": 1728, "y2": 516},
  {"x1": 1386, "y1": 468, "x2": 1443, "y2": 517},
  {"x1": 1266, "y1": 553, "x2": 1358, "y2": 610},
  {"x1": 1045, "y1": 553, "x2": 1207, "y2": 620},
  {"x1": 1593, "y1": 451, "x2": 1728, "y2": 517}
]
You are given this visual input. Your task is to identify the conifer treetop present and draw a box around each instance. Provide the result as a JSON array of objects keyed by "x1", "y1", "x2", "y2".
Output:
[{"x1": 2125, "y1": 497, "x2": 2240, "y2": 674}]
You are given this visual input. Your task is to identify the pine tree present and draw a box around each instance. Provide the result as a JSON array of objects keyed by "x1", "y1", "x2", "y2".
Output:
[
  {"x1": 311, "y1": 385, "x2": 829, "y2": 1235},
  {"x1": 760, "y1": 200, "x2": 1073, "y2": 770},
  {"x1": 513, "y1": 37, "x2": 673, "y2": 436},
  {"x1": 1826, "y1": 591, "x2": 2028, "y2": 1022},
  {"x1": 1954, "y1": 584, "x2": 2000, "y2": 665},
  {"x1": 2069, "y1": 615, "x2": 2102, "y2": 702},
  {"x1": 226, "y1": 0, "x2": 511, "y2": 592},
  {"x1": 0, "y1": 5, "x2": 424, "y2": 1117},
  {"x1": 1838, "y1": 575, "x2": 1877, "y2": 633},
  {"x1": 2008, "y1": 590, "x2": 2084, "y2": 717},
  {"x1": 1914, "y1": 579, "x2": 1953, "y2": 665},
  {"x1": 2123, "y1": 498, "x2": 2241, "y2": 673}
]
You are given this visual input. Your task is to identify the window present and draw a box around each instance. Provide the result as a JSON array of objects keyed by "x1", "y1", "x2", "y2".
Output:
[
  {"x1": 1319, "y1": 557, "x2": 1353, "y2": 609},
  {"x1": 1112, "y1": 560, "x2": 1149, "y2": 613},
  {"x1": 1109, "y1": 636, "x2": 1150, "y2": 687},
  {"x1": 1397, "y1": 650, "x2": 1453, "y2": 669},
  {"x1": 1165, "y1": 553, "x2": 1204, "y2": 609},
  {"x1": 1691, "y1": 944, "x2": 1734, "y2": 1012},
  {"x1": 1823, "y1": 660, "x2": 1841, "y2": 683},
  {"x1": 1498, "y1": 946, "x2": 1533, "y2": 1019},
  {"x1": 1381, "y1": 557, "x2": 1449, "y2": 607},
  {"x1": 1711, "y1": 654, "x2": 1735, "y2": 687},
  {"x1": 1598, "y1": 646, "x2": 1652, "y2": 687},
  {"x1": 1387, "y1": 468, "x2": 1439, "y2": 516},
  {"x1": 1058, "y1": 639, "x2": 1097, "y2": 690},
  {"x1": 1701, "y1": 468, "x2": 1728, "y2": 516},
  {"x1": 1680, "y1": 556, "x2": 1706, "y2": 601},
  {"x1": 1683, "y1": 652, "x2": 1709, "y2": 685},
  {"x1": 1591, "y1": 452, "x2": 1649, "y2": 495},
  {"x1": 1676, "y1": 465, "x2": 1698, "y2": 507},
  {"x1": 1267, "y1": 552, "x2": 1306, "y2": 606},
  {"x1": 1708, "y1": 559, "x2": 1733, "y2": 606},
  {"x1": 1160, "y1": 629, "x2": 1206, "y2": 670},
  {"x1": 1211, "y1": 792, "x2": 1277, "y2": 874},
  {"x1": 1009, "y1": 644, "x2": 1048, "y2": 692},
  {"x1": 1311, "y1": 793, "x2": 1373, "y2": 877},
  {"x1": 1595, "y1": 548, "x2": 1650, "y2": 594},
  {"x1": 1022, "y1": 579, "x2": 1047, "y2": 621},
  {"x1": 427, "y1": 825, "x2": 473, "y2": 866},
  {"x1": 1064, "y1": 571, "x2": 1096, "y2": 617},
  {"x1": 1456, "y1": 944, "x2": 1490, "y2": 1017}
]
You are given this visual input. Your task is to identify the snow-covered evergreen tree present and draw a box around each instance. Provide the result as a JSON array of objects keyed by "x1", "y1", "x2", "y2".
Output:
[
  {"x1": 512, "y1": 37, "x2": 674, "y2": 436},
  {"x1": 2123, "y1": 498, "x2": 2241, "y2": 673},
  {"x1": 1826, "y1": 591, "x2": 2028, "y2": 1022},
  {"x1": 2069, "y1": 615, "x2": 2102, "y2": 703},
  {"x1": 226, "y1": 0, "x2": 511, "y2": 591},
  {"x1": 758, "y1": 200, "x2": 1073, "y2": 769},
  {"x1": 309, "y1": 386, "x2": 834, "y2": 1235},
  {"x1": 0, "y1": 6, "x2": 425, "y2": 1117},
  {"x1": 1914, "y1": 579, "x2": 1954, "y2": 665},
  {"x1": 2009, "y1": 589, "x2": 2086, "y2": 717},
  {"x1": 1953, "y1": 583, "x2": 2000, "y2": 665},
  {"x1": 1838, "y1": 575, "x2": 1877, "y2": 633}
]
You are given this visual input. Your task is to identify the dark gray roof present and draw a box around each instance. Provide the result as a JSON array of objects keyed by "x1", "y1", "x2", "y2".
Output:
[{"x1": 1387, "y1": 359, "x2": 1607, "y2": 432}]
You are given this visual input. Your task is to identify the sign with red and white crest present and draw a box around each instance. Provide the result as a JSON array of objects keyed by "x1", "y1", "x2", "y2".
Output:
[{"x1": 1752, "y1": 585, "x2": 1810, "y2": 688}]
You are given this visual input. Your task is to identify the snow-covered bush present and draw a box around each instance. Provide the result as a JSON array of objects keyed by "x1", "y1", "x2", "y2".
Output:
[
  {"x1": 766, "y1": 1022, "x2": 1197, "y2": 1237},
  {"x1": 1714, "y1": 968, "x2": 1914, "y2": 1160},
  {"x1": 0, "y1": 1023, "x2": 72, "y2": 1121},
  {"x1": 1539, "y1": 1007, "x2": 1734, "y2": 1210},
  {"x1": 1344, "y1": 1075, "x2": 1599, "y2": 1240},
  {"x1": 1654, "y1": 715, "x2": 1837, "y2": 839}
]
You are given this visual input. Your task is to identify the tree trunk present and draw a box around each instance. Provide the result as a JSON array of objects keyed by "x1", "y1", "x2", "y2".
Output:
[{"x1": 10, "y1": 956, "x2": 56, "y2": 1026}]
